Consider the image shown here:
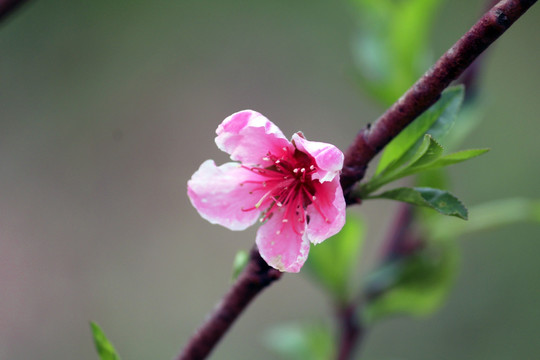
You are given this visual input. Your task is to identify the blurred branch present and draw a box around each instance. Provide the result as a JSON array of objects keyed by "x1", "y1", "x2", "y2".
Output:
[
  {"x1": 0, "y1": 0, "x2": 29, "y2": 23},
  {"x1": 341, "y1": 0, "x2": 537, "y2": 202},
  {"x1": 379, "y1": 203, "x2": 420, "y2": 262},
  {"x1": 336, "y1": 304, "x2": 364, "y2": 360},
  {"x1": 176, "y1": 246, "x2": 282, "y2": 360}
]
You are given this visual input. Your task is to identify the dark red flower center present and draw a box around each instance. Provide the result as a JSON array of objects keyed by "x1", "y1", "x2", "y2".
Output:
[{"x1": 241, "y1": 146, "x2": 328, "y2": 235}]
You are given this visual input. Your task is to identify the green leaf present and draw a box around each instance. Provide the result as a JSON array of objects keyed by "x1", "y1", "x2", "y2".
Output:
[
  {"x1": 90, "y1": 322, "x2": 121, "y2": 360},
  {"x1": 392, "y1": 147, "x2": 490, "y2": 181},
  {"x1": 376, "y1": 86, "x2": 464, "y2": 175},
  {"x1": 361, "y1": 143, "x2": 488, "y2": 197},
  {"x1": 304, "y1": 214, "x2": 365, "y2": 302},
  {"x1": 264, "y1": 323, "x2": 334, "y2": 360},
  {"x1": 425, "y1": 198, "x2": 540, "y2": 241},
  {"x1": 407, "y1": 135, "x2": 444, "y2": 168},
  {"x1": 231, "y1": 250, "x2": 249, "y2": 281},
  {"x1": 351, "y1": 0, "x2": 443, "y2": 105},
  {"x1": 367, "y1": 135, "x2": 444, "y2": 191},
  {"x1": 363, "y1": 241, "x2": 458, "y2": 323},
  {"x1": 427, "y1": 148, "x2": 490, "y2": 169},
  {"x1": 368, "y1": 187, "x2": 468, "y2": 220}
]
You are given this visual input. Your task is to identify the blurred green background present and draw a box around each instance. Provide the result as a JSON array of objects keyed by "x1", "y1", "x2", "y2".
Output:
[{"x1": 1, "y1": 0, "x2": 539, "y2": 359}]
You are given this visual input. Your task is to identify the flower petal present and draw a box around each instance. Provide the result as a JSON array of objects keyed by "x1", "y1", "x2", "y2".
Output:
[
  {"x1": 187, "y1": 160, "x2": 267, "y2": 230},
  {"x1": 305, "y1": 177, "x2": 346, "y2": 244},
  {"x1": 256, "y1": 208, "x2": 310, "y2": 273},
  {"x1": 216, "y1": 110, "x2": 292, "y2": 165},
  {"x1": 292, "y1": 133, "x2": 344, "y2": 183}
]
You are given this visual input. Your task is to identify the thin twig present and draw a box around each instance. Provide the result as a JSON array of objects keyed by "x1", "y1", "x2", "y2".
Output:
[
  {"x1": 176, "y1": 246, "x2": 282, "y2": 360},
  {"x1": 0, "y1": 0, "x2": 30, "y2": 23},
  {"x1": 341, "y1": 0, "x2": 537, "y2": 200},
  {"x1": 336, "y1": 304, "x2": 363, "y2": 360}
]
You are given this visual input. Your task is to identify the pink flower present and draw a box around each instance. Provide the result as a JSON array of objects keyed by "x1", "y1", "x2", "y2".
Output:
[{"x1": 187, "y1": 110, "x2": 346, "y2": 273}]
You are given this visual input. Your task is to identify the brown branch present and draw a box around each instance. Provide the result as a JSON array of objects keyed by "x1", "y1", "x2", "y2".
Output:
[
  {"x1": 176, "y1": 246, "x2": 282, "y2": 360},
  {"x1": 0, "y1": 0, "x2": 30, "y2": 23},
  {"x1": 336, "y1": 304, "x2": 364, "y2": 360},
  {"x1": 340, "y1": 0, "x2": 537, "y2": 201}
]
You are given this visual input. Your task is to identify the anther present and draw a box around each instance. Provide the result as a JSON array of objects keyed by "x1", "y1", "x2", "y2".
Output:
[
  {"x1": 300, "y1": 168, "x2": 305, "y2": 173},
  {"x1": 310, "y1": 165, "x2": 315, "y2": 170},
  {"x1": 293, "y1": 168, "x2": 299, "y2": 173},
  {"x1": 282, "y1": 219, "x2": 288, "y2": 223}
]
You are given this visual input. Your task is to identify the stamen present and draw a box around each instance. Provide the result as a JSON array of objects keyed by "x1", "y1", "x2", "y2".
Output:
[
  {"x1": 310, "y1": 165, "x2": 315, "y2": 170},
  {"x1": 282, "y1": 219, "x2": 288, "y2": 223},
  {"x1": 254, "y1": 190, "x2": 272, "y2": 208}
]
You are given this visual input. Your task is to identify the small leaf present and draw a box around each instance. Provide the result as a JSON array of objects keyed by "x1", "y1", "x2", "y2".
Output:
[
  {"x1": 361, "y1": 144, "x2": 487, "y2": 197},
  {"x1": 304, "y1": 214, "x2": 365, "y2": 302},
  {"x1": 407, "y1": 135, "x2": 444, "y2": 168},
  {"x1": 363, "y1": 241, "x2": 458, "y2": 323},
  {"x1": 376, "y1": 86, "x2": 464, "y2": 175},
  {"x1": 428, "y1": 148, "x2": 490, "y2": 168},
  {"x1": 231, "y1": 250, "x2": 249, "y2": 281},
  {"x1": 396, "y1": 147, "x2": 489, "y2": 178},
  {"x1": 369, "y1": 187, "x2": 468, "y2": 220},
  {"x1": 90, "y1": 322, "x2": 121, "y2": 360},
  {"x1": 264, "y1": 323, "x2": 334, "y2": 360}
]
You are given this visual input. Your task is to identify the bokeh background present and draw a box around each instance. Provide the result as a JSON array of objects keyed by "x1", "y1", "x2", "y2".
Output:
[{"x1": 1, "y1": 0, "x2": 539, "y2": 359}]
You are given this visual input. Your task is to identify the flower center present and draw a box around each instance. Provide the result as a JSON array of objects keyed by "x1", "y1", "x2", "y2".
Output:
[{"x1": 241, "y1": 147, "x2": 328, "y2": 235}]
